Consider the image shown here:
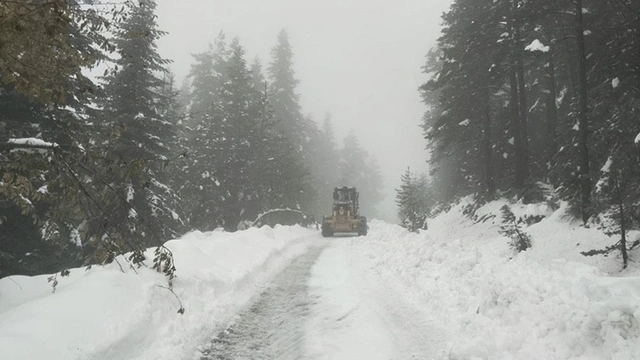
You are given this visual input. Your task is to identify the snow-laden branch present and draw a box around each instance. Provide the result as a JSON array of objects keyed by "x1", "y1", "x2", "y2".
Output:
[
  {"x1": 525, "y1": 39, "x2": 550, "y2": 53},
  {"x1": 251, "y1": 208, "x2": 307, "y2": 226},
  {"x1": 5, "y1": 138, "x2": 59, "y2": 153}
]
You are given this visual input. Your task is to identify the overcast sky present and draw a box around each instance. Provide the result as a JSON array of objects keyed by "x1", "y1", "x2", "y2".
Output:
[{"x1": 155, "y1": 0, "x2": 452, "y2": 222}]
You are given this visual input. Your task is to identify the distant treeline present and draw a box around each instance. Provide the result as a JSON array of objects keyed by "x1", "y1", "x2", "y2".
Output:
[{"x1": 0, "y1": 0, "x2": 383, "y2": 278}]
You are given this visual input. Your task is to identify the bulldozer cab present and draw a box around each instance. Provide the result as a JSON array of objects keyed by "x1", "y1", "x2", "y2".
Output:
[
  {"x1": 322, "y1": 187, "x2": 367, "y2": 237},
  {"x1": 333, "y1": 187, "x2": 359, "y2": 214}
]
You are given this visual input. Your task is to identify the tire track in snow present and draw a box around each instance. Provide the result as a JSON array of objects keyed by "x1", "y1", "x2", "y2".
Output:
[
  {"x1": 305, "y1": 239, "x2": 449, "y2": 360},
  {"x1": 199, "y1": 244, "x2": 325, "y2": 360}
]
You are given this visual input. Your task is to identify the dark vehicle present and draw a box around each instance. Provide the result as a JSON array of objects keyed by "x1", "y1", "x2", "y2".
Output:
[{"x1": 321, "y1": 187, "x2": 367, "y2": 237}]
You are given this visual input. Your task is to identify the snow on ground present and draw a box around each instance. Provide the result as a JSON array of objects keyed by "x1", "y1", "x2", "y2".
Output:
[
  {"x1": 306, "y1": 241, "x2": 397, "y2": 359},
  {"x1": 3, "y1": 197, "x2": 640, "y2": 360},
  {"x1": 306, "y1": 239, "x2": 448, "y2": 359},
  {"x1": 348, "y1": 199, "x2": 640, "y2": 359},
  {"x1": 0, "y1": 225, "x2": 317, "y2": 360}
]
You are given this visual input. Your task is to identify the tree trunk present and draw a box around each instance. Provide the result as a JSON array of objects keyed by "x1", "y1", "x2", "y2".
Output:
[
  {"x1": 637, "y1": 15, "x2": 640, "y2": 91},
  {"x1": 576, "y1": 0, "x2": 592, "y2": 223},
  {"x1": 482, "y1": 90, "x2": 495, "y2": 196},
  {"x1": 515, "y1": 25, "x2": 530, "y2": 187},
  {"x1": 510, "y1": 69, "x2": 525, "y2": 190},
  {"x1": 615, "y1": 172, "x2": 628, "y2": 269},
  {"x1": 545, "y1": 49, "x2": 559, "y2": 167},
  {"x1": 510, "y1": 0, "x2": 529, "y2": 193}
]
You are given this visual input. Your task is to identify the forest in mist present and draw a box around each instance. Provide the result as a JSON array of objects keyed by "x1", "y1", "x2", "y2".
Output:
[
  {"x1": 394, "y1": 0, "x2": 640, "y2": 267},
  {"x1": 2, "y1": 0, "x2": 640, "y2": 278},
  {"x1": 0, "y1": 0, "x2": 383, "y2": 278}
]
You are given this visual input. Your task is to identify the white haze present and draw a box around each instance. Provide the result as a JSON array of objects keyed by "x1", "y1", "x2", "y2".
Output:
[{"x1": 156, "y1": 0, "x2": 452, "y2": 222}]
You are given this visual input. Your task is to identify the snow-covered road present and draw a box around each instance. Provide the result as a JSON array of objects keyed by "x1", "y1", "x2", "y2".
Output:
[
  {"x1": 306, "y1": 238, "x2": 448, "y2": 359},
  {"x1": 202, "y1": 238, "x2": 445, "y2": 359},
  {"x1": 200, "y1": 245, "x2": 324, "y2": 359},
  {"x1": 4, "y1": 202, "x2": 640, "y2": 360}
]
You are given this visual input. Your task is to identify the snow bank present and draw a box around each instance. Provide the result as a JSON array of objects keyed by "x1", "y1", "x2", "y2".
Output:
[
  {"x1": 0, "y1": 225, "x2": 317, "y2": 360},
  {"x1": 351, "y1": 200, "x2": 640, "y2": 359}
]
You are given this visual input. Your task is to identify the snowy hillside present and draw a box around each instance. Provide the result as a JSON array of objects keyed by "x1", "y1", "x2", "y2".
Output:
[
  {"x1": 349, "y1": 199, "x2": 640, "y2": 359},
  {"x1": 2, "y1": 199, "x2": 640, "y2": 359}
]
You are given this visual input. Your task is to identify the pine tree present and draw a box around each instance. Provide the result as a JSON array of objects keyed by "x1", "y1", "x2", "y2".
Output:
[
  {"x1": 582, "y1": 0, "x2": 640, "y2": 267},
  {"x1": 208, "y1": 38, "x2": 264, "y2": 230},
  {"x1": 0, "y1": 85, "x2": 72, "y2": 277},
  {"x1": 0, "y1": 1, "x2": 183, "y2": 282},
  {"x1": 0, "y1": 0, "x2": 112, "y2": 103},
  {"x1": 338, "y1": 132, "x2": 384, "y2": 218},
  {"x1": 267, "y1": 29, "x2": 316, "y2": 214},
  {"x1": 422, "y1": 0, "x2": 505, "y2": 199},
  {"x1": 419, "y1": 0, "x2": 619, "y2": 217},
  {"x1": 306, "y1": 113, "x2": 340, "y2": 218},
  {"x1": 180, "y1": 34, "x2": 227, "y2": 230},
  {"x1": 180, "y1": 35, "x2": 228, "y2": 230},
  {"x1": 176, "y1": 77, "x2": 191, "y2": 117},
  {"x1": 250, "y1": 57, "x2": 267, "y2": 93},
  {"x1": 268, "y1": 30, "x2": 307, "y2": 149},
  {"x1": 395, "y1": 168, "x2": 431, "y2": 232},
  {"x1": 179, "y1": 35, "x2": 314, "y2": 230},
  {"x1": 98, "y1": 0, "x2": 184, "y2": 246},
  {"x1": 499, "y1": 205, "x2": 533, "y2": 253},
  {"x1": 582, "y1": 160, "x2": 639, "y2": 269},
  {"x1": 101, "y1": 0, "x2": 173, "y2": 160},
  {"x1": 420, "y1": 47, "x2": 461, "y2": 203},
  {"x1": 187, "y1": 33, "x2": 229, "y2": 127},
  {"x1": 0, "y1": 2, "x2": 117, "y2": 276}
]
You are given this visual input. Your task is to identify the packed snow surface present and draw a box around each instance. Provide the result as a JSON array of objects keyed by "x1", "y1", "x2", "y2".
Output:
[
  {"x1": 306, "y1": 239, "x2": 447, "y2": 359},
  {"x1": 2, "y1": 198, "x2": 640, "y2": 359}
]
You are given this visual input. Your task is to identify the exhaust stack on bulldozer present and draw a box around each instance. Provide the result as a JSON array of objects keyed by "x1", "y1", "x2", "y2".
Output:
[{"x1": 321, "y1": 186, "x2": 367, "y2": 237}]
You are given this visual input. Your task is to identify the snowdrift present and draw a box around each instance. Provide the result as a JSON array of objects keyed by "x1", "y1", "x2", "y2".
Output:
[
  {"x1": 351, "y1": 199, "x2": 640, "y2": 359},
  {"x1": 0, "y1": 225, "x2": 317, "y2": 360}
]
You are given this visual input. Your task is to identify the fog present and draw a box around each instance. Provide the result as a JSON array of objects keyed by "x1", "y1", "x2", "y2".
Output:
[{"x1": 155, "y1": 0, "x2": 452, "y2": 222}]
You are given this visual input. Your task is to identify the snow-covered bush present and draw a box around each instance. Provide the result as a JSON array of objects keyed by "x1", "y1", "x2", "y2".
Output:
[
  {"x1": 395, "y1": 168, "x2": 432, "y2": 232},
  {"x1": 499, "y1": 205, "x2": 532, "y2": 253}
]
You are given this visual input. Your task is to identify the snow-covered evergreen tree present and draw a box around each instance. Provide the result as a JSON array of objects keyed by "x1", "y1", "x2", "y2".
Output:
[
  {"x1": 266, "y1": 29, "x2": 317, "y2": 214},
  {"x1": 306, "y1": 113, "x2": 340, "y2": 218},
  {"x1": 0, "y1": 2, "x2": 185, "y2": 278},
  {"x1": 250, "y1": 57, "x2": 267, "y2": 93},
  {"x1": 98, "y1": 0, "x2": 184, "y2": 246},
  {"x1": 499, "y1": 205, "x2": 532, "y2": 253},
  {"x1": 101, "y1": 0, "x2": 174, "y2": 160},
  {"x1": 179, "y1": 35, "x2": 313, "y2": 230},
  {"x1": 395, "y1": 168, "x2": 431, "y2": 232},
  {"x1": 268, "y1": 30, "x2": 307, "y2": 149},
  {"x1": 179, "y1": 35, "x2": 227, "y2": 230},
  {"x1": 338, "y1": 132, "x2": 384, "y2": 218}
]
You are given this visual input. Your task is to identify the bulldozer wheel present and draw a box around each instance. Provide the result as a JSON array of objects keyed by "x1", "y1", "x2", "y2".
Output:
[
  {"x1": 321, "y1": 221, "x2": 333, "y2": 237},
  {"x1": 357, "y1": 217, "x2": 367, "y2": 236}
]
